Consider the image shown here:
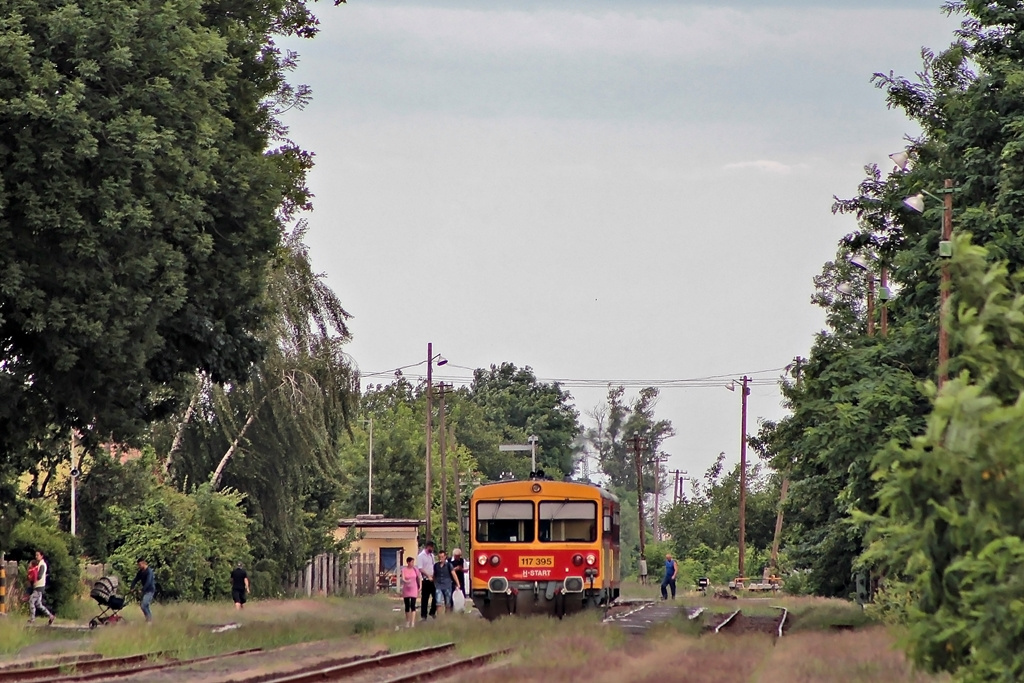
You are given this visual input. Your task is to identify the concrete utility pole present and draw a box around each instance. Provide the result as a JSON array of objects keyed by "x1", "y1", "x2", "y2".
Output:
[
  {"x1": 527, "y1": 434, "x2": 539, "y2": 473},
  {"x1": 771, "y1": 357, "x2": 804, "y2": 572},
  {"x1": 425, "y1": 343, "x2": 433, "y2": 544},
  {"x1": 738, "y1": 376, "x2": 750, "y2": 580},
  {"x1": 438, "y1": 383, "x2": 451, "y2": 552},
  {"x1": 652, "y1": 453, "x2": 668, "y2": 542},
  {"x1": 631, "y1": 432, "x2": 647, "y2": 560},
  {"x1": 366, "y1": 417, "x2": 374, "y2": 515},
  {"x1": 938, "y1": 178, "x2": 954, "y2": 388},
  {"x1": 450, "y1": 424, "x2": 463, "y2": 551}
]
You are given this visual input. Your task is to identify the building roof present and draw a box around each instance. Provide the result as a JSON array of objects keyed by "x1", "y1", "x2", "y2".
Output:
[{"x1": 337, "y1": 514, "x2": 425, "y2": 528}]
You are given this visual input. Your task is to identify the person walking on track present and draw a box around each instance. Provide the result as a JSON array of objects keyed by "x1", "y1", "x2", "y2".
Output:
[
  {"x1": 130, "y1": 558, "x2": 156, "y2": 623},
  {"x1": 416, "y1": 541, "x2": 436, "y2": 620},
  {"x1": 400, "y1": 556, "x2": 421, "y2": 628},
  {"x1": 661, "y1": 553, "x2": 678, "y2": 600},
  {"x1": 230, "y1": 562, "x2": 250, "y2": 609},
  {"x1": 28, "y1": 551, "x2": 54, "y2": 625}
]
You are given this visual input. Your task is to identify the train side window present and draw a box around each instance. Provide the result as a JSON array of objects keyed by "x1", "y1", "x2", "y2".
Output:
[
  {"x1": 603, "y1": 514, "x2": 612, "y2": 533},
  {"x1": 475, "y1": 501, "x2": 535, "y2": 543}
]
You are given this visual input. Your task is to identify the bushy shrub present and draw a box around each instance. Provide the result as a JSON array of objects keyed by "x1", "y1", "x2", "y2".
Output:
[
  {"x1": 107, "y1": 483, "x2": 251, "y2": 601},
  {"x1": 8, "y1": 520, "x2": 80, "y2": 616}
]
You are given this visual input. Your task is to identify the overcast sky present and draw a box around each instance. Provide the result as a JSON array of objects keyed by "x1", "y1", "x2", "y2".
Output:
[{"x1": 281, "y1": 1, "x2": 959, "y2": 482}]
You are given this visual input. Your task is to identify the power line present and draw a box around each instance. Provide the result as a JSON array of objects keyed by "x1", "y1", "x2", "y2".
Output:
[{"x1": 359, "y1": 363, "x2": 787, "y2": 390}]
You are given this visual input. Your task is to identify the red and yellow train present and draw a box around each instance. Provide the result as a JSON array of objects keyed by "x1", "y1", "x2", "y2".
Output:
[{"x1": 468, "y1": 478, "x2": 620, "y2": 619}]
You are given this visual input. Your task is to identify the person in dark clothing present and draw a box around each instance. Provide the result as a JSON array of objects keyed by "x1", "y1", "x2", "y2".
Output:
[
  {"x1": 432, "y1": 550, "x2": 460, "y2": 615},
  {"x1": 130, "y1": 558, "x2": 156, "y2": 623},
  {"x1": 230, "y1": 562, "x2": 250, "y2": 609}
]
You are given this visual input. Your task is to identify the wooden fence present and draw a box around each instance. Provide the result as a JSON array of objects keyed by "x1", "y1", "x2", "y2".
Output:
[
  {"x1": 2, "y1": 560, "x2": 17, "y2": 615},
  {"x1": 285, "y1": 552, "x2": 380, "y2": 597}
]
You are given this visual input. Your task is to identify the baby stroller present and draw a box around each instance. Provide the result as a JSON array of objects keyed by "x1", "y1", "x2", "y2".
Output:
[{"x1": 88, "y1": 576, "x2": 127, "y2": 629}]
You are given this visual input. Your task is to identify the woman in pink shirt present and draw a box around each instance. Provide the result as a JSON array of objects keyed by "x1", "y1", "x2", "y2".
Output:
[{"x1": 399, "y1": 556, "x2": 421, "y2": 628}]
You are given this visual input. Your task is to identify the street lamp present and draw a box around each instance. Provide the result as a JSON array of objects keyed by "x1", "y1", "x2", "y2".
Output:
[
  {"x1": 901, "y1": 179, "x2": 955, "y2": 387},
  {"x1": 527, "y1": 434, "x2": 539, "y2": 473}
]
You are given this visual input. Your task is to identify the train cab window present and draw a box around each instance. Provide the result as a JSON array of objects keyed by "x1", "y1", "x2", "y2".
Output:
[
  {"x1": 538, "y1": 501, "x2": 597, "y2": 543},
  {"x1": 476, "y1": 501, "x2": 535, "y2": 543}
]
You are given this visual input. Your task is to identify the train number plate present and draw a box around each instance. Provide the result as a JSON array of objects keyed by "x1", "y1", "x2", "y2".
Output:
[{"x1": 519, "y1": 556, "x2": 554, "y2": 568}]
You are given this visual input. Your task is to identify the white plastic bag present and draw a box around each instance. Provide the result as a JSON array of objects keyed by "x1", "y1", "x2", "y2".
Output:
[{"x1": 452, "y1": 589, "x2": 466, "y2": 613}]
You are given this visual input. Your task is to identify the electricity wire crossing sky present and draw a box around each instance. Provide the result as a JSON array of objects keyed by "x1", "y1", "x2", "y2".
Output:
[{"x1": 282, "y1": 0, "x2": 959, "y2": 477}]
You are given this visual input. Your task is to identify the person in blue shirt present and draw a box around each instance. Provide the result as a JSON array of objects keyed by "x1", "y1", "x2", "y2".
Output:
[
  {"x1": 661, "y1": 553, "x2": 678, "y2": 600},
  {"x1": 130, "y1": 558, "x2": 156, "y2": 623}
]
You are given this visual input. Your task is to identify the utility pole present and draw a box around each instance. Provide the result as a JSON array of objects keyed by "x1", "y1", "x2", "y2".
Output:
[
  {"x1": 631, "y1": 432, "x2": 647, "y2": 561},
  {"x1": 528, "y1": 434, "x2": 539, "y2": 473},
  {"x1": 451, "y1": 424, "x2": 464, "y2": 551},
  {"x1": 652, "y1": 453, "x2": 667, "y2": 542},
  {"x1": 70, "y1": 430, "x2": 81, "y2": 536},
  {"x1": 771, "y1": 357, "x2": 804, "y2": 572},
  {"x1": 938, "y1": 178, "x2": 954, "y2": 388},
  {"x1": 438, "y1": 382, "x2": 451, "y2": 552},
  {"x1": 738, "y1": 376, "x2": 750, "y2": 580},
  {"x1": 425, "y1": 343, "x2": 433, "y2": 544},
  {"x1": 366, "y1": 417, "x2": 374, "y2": 514}
]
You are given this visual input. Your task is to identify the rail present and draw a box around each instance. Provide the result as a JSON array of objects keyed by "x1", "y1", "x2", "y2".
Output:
[{"x1": 713, "y1": 609, "x2": 742, "y2": 634}]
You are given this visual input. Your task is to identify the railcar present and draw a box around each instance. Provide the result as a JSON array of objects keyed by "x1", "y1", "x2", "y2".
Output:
[{"x1": 468, "y1": 478, "x2": 620, "y2": 619}]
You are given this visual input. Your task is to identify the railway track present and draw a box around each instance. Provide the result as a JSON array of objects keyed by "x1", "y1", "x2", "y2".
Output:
[
  {"x1": 709, "y1": 606, "x2": 789, "y2": 637},
  {"x1": 229, "y1": 643, "x2": 509, "y2": 683},
  {"x1": 2, "y1": 649, "x2": 262, "y2": 683}
]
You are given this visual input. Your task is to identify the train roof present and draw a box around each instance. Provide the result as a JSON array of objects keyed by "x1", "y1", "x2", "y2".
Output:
[{"x1": 472, "y1": 478, "x2": 619, "y2": 503}]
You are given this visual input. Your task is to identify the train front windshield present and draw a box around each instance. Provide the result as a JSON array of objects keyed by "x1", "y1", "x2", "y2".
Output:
[
  {"x1": 539, "y1": 501, "x2": 597, "y2": 543},
  {"x1": 476, "y1": 501, "x2": 535, "y2": 543}
]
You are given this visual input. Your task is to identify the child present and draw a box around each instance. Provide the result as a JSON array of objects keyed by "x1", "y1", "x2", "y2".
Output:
[{"x1": 23, "y1": 559, "x2": 39, "y2": 603}]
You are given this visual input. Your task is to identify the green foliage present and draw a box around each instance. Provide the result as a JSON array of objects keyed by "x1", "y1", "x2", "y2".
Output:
[
  {"x1": 167, "y1": 223, "x2": 357, "y2": 575},
  {"x1": 8, "y1": 519, "x2": 79, "y2": 616},
  {"x1": 863, "y1": 235, "x2": 1024, "y2": 680},
  {"x1": 73, "y1": 448, "x2": 158, "y2": 561},
  {"x1": 106, "y1": 482, "x2": 251, "y2": 601},
  {"x1": 661, "y1": 454, "x2": 779, "y2": 563},
  {"x1": 0, "y1": 0, "x2": 320, "y2": 469},
  {"x1": 468, "y1": 363, "x2": 582, "y2": 478}
]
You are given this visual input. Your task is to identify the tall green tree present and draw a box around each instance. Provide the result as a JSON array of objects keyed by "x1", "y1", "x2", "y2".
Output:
[
  {"x1": 863, "y1": 235, "x2": 1024, "y2": 680},
  {"x1": 756, "y1": 0, "x2": 1024, "y2": 598},
  {"x1": 0, "y1": 0, "x2": 324, "y2": 483},
  {"x1": 166, "y1": 221, "x2": 357, "y2": 574},
  {"x1": 467, "y1": 363, "x2": 582, "y2": 478}
]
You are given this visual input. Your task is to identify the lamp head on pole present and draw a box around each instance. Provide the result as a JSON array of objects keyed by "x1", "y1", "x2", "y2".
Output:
[
  {"x1": 836, "y1": 282, "x2": 854, "y2": 295},
  {"x1": 902, "y1": 193, "x2": 925, "y2": 213},
  {"x1": 848, "y1": 254, "x2": 871, "y2": 271},
  {"x1": 889, "y1": 150, "x2": 911, "y2": 172}
]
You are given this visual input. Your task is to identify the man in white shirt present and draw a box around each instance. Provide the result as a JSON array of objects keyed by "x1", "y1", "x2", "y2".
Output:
[{"x1": 416, "y1": 541, "x2": 436, "y2": 620}]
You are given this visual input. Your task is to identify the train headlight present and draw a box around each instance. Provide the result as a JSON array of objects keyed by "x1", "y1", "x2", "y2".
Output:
[
  {"x1": 489, "y1": 554, "x2": 501, "y2": 566},
  {"x1": 572, "y1": 554, "x2": 584, "y2": 567},
  {"x1": 477, "y1": 554, "x2": 488, "y2": 566},
  {"x1": 585, "y1": 553, "x2": 597, "y2": 566}
]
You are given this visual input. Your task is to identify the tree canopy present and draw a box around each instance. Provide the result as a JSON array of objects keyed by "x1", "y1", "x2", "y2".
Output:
[{"x1": 0, "y1": 0, "x2": 321, "y2": 472}]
